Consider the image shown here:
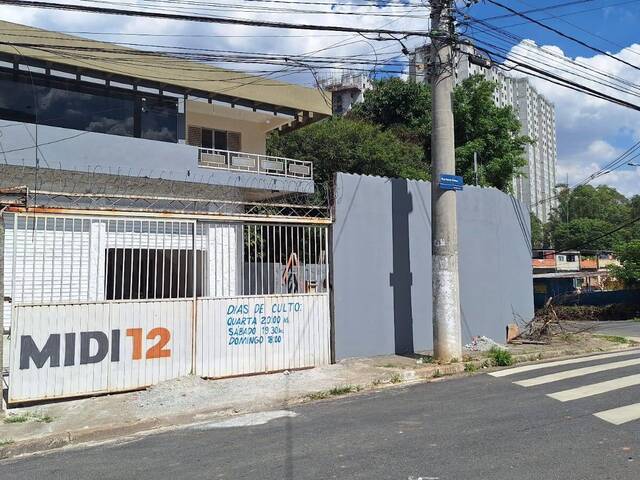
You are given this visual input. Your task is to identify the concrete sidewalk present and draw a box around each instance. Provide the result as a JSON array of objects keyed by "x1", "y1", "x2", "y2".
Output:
[{"x1": 0, "y1": 333, "x2": 636, "y2": 459}]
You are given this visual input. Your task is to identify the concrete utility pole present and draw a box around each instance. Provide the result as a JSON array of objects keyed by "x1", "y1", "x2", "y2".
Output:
[{"x1": 430, "y1": 0, "x2": 462, "y2": 362}]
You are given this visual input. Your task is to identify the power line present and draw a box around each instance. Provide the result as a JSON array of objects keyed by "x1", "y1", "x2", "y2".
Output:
[
  {"x1": 38, "y1": 0, "x2": 624, "y2": 38},
  {"x1": 0, "y1": 0, "x2": 430, "y2": 37},
  {"x1": 186, "y1": 0, "x2": 427, "y2": 6},
  {"x1": 2, "y1": 41, "x2": 409, "y2": 71},
  {"x1": 462, "y1": 13, "x2": 640, "y2": 99},
  {"x1": 69, "y1": 0, "x2": 428, "y2": 18},
  {"x1": 458, "y1": 4, "x2": 640, "y2": 210},
  {"x1": 461, "y1": 0, "x2": 595, "y2": 23},
  {"x1": 459, "y1": 0, "x2": 640, "y2": 37},
  {"x1": 531, "y1": 140, "x2": 640, "y2": 209},
  {"x1": 486, "y1": 0, "x2": 640, "y2": 73},
  {"x1": 471, "y1": 42, "x2": 640, "y2": 110},
  {"x1": 513, "y1": 0, "x2": 640, "y2": 60},
  {"x1": 472, "y1": 35, "x2": 640, "y2": 101}
]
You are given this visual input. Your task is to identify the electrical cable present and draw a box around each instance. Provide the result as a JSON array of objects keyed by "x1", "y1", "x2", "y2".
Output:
[
  {"x1": 0, "y1": 0, "x2": 431, "y2": 37},
  {"x1": 486, "y1": 0, "x2": 640, "y2": 73}
]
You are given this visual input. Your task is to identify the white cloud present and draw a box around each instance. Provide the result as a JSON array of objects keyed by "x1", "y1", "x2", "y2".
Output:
[
  {"x1": 505, "y1": 39, "x2": 640, "y2": 198},
  {"x1": 0, "y1": 0, "x2": 428, "y2": 86},
  {"x1": 2, "y1": 3, "x2": 639, "y2": 198}
]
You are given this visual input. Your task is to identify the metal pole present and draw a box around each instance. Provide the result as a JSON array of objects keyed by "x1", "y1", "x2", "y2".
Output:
[
  {"x1": 430, "y1": 0, "x2": 462, "y2": 362},
  {"x1": 566, "y1": 173, "x2": 570, "y2": 223},
  {"x1": 473, "y1": 151, "x2": 478, "y2": 186}
]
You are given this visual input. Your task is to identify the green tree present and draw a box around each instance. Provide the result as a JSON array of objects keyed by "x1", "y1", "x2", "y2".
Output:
[
  {"x1": 530, "y1": 213, "x2": 544, "y2": 249},
  {"x1": 267, "y1": 117, "x2": 426, "y2": 185},
  {"x1": 630, "y1": 195, "x2": 640, "y2": 218},
  {"x1": 270, "y1": 76, "x2": 531, "y2": 192},
  {"x1": 608, "y1": 240, "x2": 640, "y2": 287},
  {"x1": 350, "y1": 76, "x2": 530, "y2": 191},
  {"x1": 550, "y1": 218, "x2": 624, "y2": 251},
  {"x1": 553, "y1": 185, "x2": 630, "y2": 225},
  {"x1": 350, "y1": 77, "x2": 431, "y2": 146},
  {"x1": 450, "y1": 76, "x2": 531, "y2": 191},
  {"x1": 547, "y1": 184, "x2": 636, "y2": 249}
]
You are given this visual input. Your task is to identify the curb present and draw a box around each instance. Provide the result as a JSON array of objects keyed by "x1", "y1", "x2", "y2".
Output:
[
  {"x1": 0, "y1": 419, "x2": 160, "y2": 460},
  {"x1": 1, "y1": 343, "x2": 637, "y2": 460}
]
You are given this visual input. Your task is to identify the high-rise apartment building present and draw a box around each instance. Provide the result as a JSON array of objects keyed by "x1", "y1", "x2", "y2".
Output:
[{"x1": 409, "y1": 45, "x2": 558, "y2": 220}]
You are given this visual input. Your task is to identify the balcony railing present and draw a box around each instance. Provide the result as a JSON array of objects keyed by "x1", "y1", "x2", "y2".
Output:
[{"x1": 198, "y1": 148, "x2": 313, "y2": 180}]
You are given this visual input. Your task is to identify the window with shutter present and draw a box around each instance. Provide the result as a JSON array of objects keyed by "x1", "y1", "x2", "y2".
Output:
[
  {"x1": 227, "y1": 132, "x2": 241, "y2": 151},
  {"x1": 187, "y1": 125, "x2": 202, "y2": 147},
  {"x1": 187, "y1": 126, "x2": 241, "y2": 151}
]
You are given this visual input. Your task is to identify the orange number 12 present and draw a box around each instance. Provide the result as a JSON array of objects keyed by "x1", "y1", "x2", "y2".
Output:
[{"x1": 126, "y1": 327, "x2": 171, "y2": 360}]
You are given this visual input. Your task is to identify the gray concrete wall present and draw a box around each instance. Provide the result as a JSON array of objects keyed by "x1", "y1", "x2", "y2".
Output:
[
  {"x1": 0, "y1": 121, "x2": 314, "y2": 194},
  {"x1": 332, "y1": 173, "x2": 534, "y2": 359}
]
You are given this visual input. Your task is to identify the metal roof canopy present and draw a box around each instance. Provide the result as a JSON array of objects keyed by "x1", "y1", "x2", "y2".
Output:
[
  {"x1": 0, "y1": 20, "x2": 332, "y2": 127},
  {"x1": 533, "y1": 271, "x2": 607, "y2": 280}
]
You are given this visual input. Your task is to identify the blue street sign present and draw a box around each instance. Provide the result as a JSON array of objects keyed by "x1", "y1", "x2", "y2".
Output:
[{"x1": 438, "y1": 174, "x2": 464, "y2": 191}]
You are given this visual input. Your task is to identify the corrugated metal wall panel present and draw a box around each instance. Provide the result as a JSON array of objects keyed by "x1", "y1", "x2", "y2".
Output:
[
  {"x1": 195, "y1": 294, "x2": 330, "y2": 378},
  {"x1": 9, "y1": 299, "x2": 193, "y2": 403},
  {"x1": 3, "y1": 215, "x2": 202, "y2": 330},
  {"x1": 4, "y1": 213, "x2": 333, "y2": 401},
  {"x1": 207, "y1": 223, "x2": 240, "y2": 298},
  {"x1": 3, "y1": 213, "x2": 14, "y2": 330}
]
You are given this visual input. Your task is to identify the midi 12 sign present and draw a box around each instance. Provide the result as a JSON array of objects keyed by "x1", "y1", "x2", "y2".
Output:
[{"x1": 438, "y1": 174, "x2": 464, "y2": 191}]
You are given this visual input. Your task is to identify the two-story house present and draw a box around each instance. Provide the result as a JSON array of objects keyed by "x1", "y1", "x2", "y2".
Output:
[{"x1": 0, "y1": 21, "x2": 334, "y2": 402}]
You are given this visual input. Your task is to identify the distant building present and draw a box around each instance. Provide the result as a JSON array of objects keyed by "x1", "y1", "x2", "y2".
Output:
[
  {"x1": 409, "y1": 44, "x2": 558, "y2": 221},
  {"x1": 555, "y1": 251, "x2": 581, "y2": 272},
  {"x1": 318, "y1": 72, "x2": 372, "y2": 116},
  {"x1": 532, "y1": 250, "x2": 620, "y2": 274},
  {"x1": 530, "y1": 249, "x2": 621, "y2": 308}
]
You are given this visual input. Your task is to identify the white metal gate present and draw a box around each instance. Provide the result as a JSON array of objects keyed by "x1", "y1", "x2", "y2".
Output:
[{"x1": 4, "y1": 212, "x2": 331, "y2": 402}]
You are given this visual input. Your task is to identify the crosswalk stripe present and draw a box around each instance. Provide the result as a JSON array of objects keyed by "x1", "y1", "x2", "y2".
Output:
[
  {"x1": 547, "y1": 373, "x2": 640, "y2": 402},
  {"x1": 514, "y1": 357, "x2": 640, "y2": 387},
  {"x1": 594, "y1": 403, "x2": 640, "y2": 425},
  {"x1": 489, "y1": 349, "x2": 640, "y2": 378}
]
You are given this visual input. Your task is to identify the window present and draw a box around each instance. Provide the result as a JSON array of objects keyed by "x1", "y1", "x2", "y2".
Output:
[
  {"x1": 556, "y1": 255, "x2": 566, "y2": 262},
  {"x1": 105, "y1": 248, "x2": 207, "y2": 300},
  {"x1": 187, "y1": 125, "x2": 241, "y2": 151},
  {"x1": 140, "y1": 96, "x2": 178, "y2": 142},
  {"x1": 0, "y1": 70, "x2": 178, "y2": 142},
  {"x1": 0, "y1": 71, "x2": 134, "y2": 136}
]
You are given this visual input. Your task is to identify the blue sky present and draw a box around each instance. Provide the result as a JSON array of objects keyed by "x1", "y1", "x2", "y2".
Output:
[
  {"x1": 470, "y1": 0, "x2": 640, "y2": 59},
  {"x1": 464, "y1": 0, "x2": 640, "y2": 197},
  {"x1": 1, "y1": 0, "x2": 640, "y2": 197}
]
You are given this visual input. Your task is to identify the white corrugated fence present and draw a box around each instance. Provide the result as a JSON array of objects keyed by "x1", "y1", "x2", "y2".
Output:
[
  {"x1": 9, "y1": 299, "x2": 193, "y2": 403},
  {"x1": 3, "y1": 212, "x2": 331, "y2": 403},
  {"x1": 195, "y1": 294, "x2": 330, "y2": 378}
]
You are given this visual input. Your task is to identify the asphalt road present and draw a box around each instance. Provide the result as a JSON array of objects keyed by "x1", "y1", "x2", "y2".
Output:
[
  {"x1": 593, "y1": 320, "x2": 640, "y2": 339},
  {"x1": 3, "y1": 349, "x2": 640, "y2": 480}
]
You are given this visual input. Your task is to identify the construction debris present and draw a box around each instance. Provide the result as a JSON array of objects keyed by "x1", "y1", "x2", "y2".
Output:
[
  {"x1": 512, "y1": 299, "x2": 596, "y2": 343},
  {"x1": 506, "y1": 323, "x2": 520, "y2": 343},
  {"x1": 464, "y1": 336, "x2": 503, "y2": 352}
]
